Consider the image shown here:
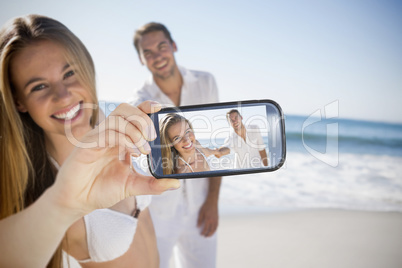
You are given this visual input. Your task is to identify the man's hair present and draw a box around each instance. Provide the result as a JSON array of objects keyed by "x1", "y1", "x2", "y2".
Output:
[
  {"x1": 226, "y1": 109, "x2": 241, "y2": 120},
  {"x1": 133, "y1": 22, "x2": 174, "y2": 55}
]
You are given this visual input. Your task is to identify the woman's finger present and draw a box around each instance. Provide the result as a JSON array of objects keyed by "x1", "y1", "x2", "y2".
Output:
[
  {"x1": 126, "y1": 171, "x2": 181, "y2": 196},
  {"x1": 109, "y1": 103, "x2": 156, "y2": 141},
  {"x1": 114, "y1": 116, "x2": 151, "y2": 155},
  {"x1": 136, "y1": 100, "x2": 162, "y2": 114}
]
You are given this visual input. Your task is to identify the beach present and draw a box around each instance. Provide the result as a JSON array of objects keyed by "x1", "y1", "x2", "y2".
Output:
[
  {"x1": 214, "y1": 148, "x2": 402, "y2": 267},
  {"x1": 217, "y1": 209, "x2": 402, "y2": 268},
  {"x1": 219, "y1": 152, "x2": 402, "y2": 212},
  {"x1": 127, "y1": 106, "x2": 402, "y2": 268}
]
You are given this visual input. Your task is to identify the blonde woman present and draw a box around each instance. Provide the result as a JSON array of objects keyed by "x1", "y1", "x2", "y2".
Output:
[
  {"x1": 0, "y1": 14, "x2": 179, "y2": 267},
  {"x1": 160, "y1": 113, "x2": 228, "y2": 175}
]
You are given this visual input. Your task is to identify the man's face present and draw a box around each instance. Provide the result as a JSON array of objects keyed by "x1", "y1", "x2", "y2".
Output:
[
  {"x1": 228, "y1": 112, "x2": 243, "y2": 131},
  {"x1": 138, "y1": 31, "x2": 178, "y2": 80}
]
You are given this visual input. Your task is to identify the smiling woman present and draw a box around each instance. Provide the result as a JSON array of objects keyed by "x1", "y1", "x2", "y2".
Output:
[
  {"x1": 0, "y1": 14, "x2": 179, "y2": 268},
  {"x1": 160, "y1": 113, "x2": 226, "y2": 175},
  {"x1": 11, "y1": 40, "x2": 94, "y2": 140},
  {"x1": 0, "y1": 13, "x2": 98, "y2": 222}
]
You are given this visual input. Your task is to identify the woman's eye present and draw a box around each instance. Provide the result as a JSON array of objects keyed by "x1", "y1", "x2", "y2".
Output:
[
  {"x1": 31, "y1": 84, "x2": 46, "y2": 92},
  {"x1": 64, "y1": 70, "x2": 75, "y2": 79}
]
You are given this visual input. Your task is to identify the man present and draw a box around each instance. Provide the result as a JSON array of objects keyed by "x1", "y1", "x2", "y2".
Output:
[
  {"x1": 131, "y1": 22, "x2": 221, "y2": 268},
  {"x1": 224, "y1": 109, "x2": 269, "y2": 169}
]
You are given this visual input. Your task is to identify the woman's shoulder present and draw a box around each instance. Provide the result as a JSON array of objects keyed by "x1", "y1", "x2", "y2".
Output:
[{"x1": 175, "y1": 164, "x2": 187, "y2": 174}]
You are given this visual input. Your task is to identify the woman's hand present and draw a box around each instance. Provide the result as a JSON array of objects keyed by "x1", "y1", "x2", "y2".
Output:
[
  {"x1": 50, "y1": 101, "x2": 180, "y2": 217},
  {"x1": 212, "y1": 148, "x2": 222, "y2": 158}
]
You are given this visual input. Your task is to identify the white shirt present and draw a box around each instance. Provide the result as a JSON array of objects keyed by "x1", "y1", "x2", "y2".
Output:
[
  {"x1": 132, "y1": 66, "x2": 218, "y2": 107},
  {"x1": 131, "y1": 66, "x2": 219, "y2": 219},
  {"x1": 223, "y1": 124, "x2": 267, "y2": 169}
]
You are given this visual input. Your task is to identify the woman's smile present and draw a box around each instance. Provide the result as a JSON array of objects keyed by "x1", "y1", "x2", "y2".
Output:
[
  {"x1": 182, "y1": 141, "x2": 193, "y2": 150},
  {"x1": 51, "y1": 101, "x2": 83, "y2": 122}
]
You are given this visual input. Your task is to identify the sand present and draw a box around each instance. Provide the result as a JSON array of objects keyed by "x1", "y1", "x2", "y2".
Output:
[{"x1": 217, "y1": 209, "x2": 402, "y2": 268}]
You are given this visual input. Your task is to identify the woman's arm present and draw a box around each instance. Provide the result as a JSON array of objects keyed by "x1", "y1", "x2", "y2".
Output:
[
  {"x1": 0, "y1": 101, "x2": 179, "y2": 267},
  {"x1": 200, "y1": 146, "x2": 230, "y2": 158},
  {"x1": 194, "y1": 139, "x2": 230, "y2": 158},
  {"x1": 0, "y1": 187, "x2": 83, "y2": 267},
  {"x1": 214, "y1": 147, "x2": 230, "y2": 158}
]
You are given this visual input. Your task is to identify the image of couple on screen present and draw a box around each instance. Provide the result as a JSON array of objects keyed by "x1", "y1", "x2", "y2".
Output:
[{"x1": 160, "y1": 109, "x2": 269, "y2": 175}]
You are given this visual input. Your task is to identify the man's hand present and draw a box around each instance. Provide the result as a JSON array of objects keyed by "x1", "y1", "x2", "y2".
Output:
[{"x1": 197, "y1": 198, "x2": 219, "y2": 237}]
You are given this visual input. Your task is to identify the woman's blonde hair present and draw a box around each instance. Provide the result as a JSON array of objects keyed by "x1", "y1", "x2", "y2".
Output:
[
  {"x1": 160, "y1": 113, "x2": 193, "y2": 175},
  {"x1": 0, "y1": 14, "x2": 98, "y2": 267}
]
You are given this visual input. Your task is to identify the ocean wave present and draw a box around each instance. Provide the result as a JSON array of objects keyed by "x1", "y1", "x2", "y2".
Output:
[
  {"x1": 286, "y1": 131, "x2": 402, "y2": 148},
  {"x1": 220, "y1": 152, "x2": 402, "y2": 213}
]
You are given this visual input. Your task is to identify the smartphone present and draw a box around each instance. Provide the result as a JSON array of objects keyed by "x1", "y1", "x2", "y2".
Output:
[{"x1": 147, "y1": 99, "x2": 286, "y2": 179}]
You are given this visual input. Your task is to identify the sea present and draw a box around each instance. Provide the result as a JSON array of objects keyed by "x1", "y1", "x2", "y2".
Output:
[
  {"x1": 101, "y1": 102, "x2": 402, "y2": 213},
  {"x1": 220, "y1": 115, "x2": 402, "y2": 214}
]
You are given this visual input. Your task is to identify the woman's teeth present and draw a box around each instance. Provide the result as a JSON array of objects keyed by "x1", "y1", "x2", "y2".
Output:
[
  {"x1": 53, "y1": 103, "x2": 80, "y2": 120},
  {"x1": 183, "y1": 142, "x2": 192, "y2": 149}
]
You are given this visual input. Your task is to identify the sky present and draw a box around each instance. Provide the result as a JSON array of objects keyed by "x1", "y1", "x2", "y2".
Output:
[{"x1": 1, "y1": 0, "x2": 401, "y2": 123}]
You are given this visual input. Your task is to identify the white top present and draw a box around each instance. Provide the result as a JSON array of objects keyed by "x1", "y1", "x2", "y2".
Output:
[
  {"x1": 223, "y1": 124, "x2": 267, "y2": 169},
  {"x1": 63, "y1": 196, "x2": 151, "y2": 267},
  {"x1": 49, "y1": 146, "x2": 152, "y2": 266},
  {"x1": 131, "y1": 66, "x2": 219, "y2": 108},
  {"x1": 178, "y1": 148, "x2": 212, "y2": 173},
  {"x1": 131, "y1": 66, "x2": 219, "y2": 219},
  {"x1": 80, "y1": 209, "x2": 137, "y2": 263}
]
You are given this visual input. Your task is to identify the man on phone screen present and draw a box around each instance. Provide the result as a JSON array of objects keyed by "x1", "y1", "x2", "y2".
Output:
[{"x1": 224, "y1": 109, "x2": 269, "y2": 169}]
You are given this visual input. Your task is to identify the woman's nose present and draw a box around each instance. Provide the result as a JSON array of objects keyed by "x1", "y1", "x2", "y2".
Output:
[
  {"x1": 52, "y1": 82, "x2": 70, "y2": 101},
  {"x1": 183, "y1": 133, "x2": 191, "y2": 141}
]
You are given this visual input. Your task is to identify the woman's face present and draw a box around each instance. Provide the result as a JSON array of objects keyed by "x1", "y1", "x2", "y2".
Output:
[
  {"x1": 167, "y1": 121, "x2": 195, "y2": 156},
  {"x1": 11, "y1": 40, "x2": 93, "y2": 140}
]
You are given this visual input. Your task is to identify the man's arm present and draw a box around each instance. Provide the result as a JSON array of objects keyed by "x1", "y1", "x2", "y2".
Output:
[
  {"x1": 251, "y1": 125, "x2": 268, "y2": 166},
  {"x1": 197, "y1": 177, "x2": 222, "y2": 237},
  {"x1": 259, "y1": 149, "x2": 269, "y2": 166}
]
